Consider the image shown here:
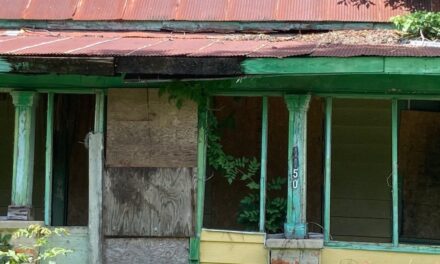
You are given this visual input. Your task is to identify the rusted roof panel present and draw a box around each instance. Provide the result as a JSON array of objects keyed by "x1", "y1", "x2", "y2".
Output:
[
  {"x1": 123, "y1": 0, "x2": 178, "y2": 20},
  {"x1": 73, "y1": 0, "x2": 126, "y2": 20},
  {"x1": 23, "y1": 0, "x2": 79, "y2": 19},
  {"x1": 0, "y1": 0, "x2": 438, "y2": 22},
  {"x1": 227, "y1": 0, "x2": 278, "y2": 21},
  {"x1": 176, "y1": 0, "x2": 228, "y2": 21},
  {"x1": 0, "y1": 0, "x2": 29, "y2": 19},
  {"x1": 2, "y1": 31, "x2": 440, "y2": 58}
]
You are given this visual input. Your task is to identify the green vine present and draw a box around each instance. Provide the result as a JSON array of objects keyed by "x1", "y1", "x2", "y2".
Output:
[{"x1": 159, "y1": 85, "x2": 286, "y2": 233}]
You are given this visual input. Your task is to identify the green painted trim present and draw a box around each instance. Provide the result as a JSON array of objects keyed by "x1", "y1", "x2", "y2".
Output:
[
  {"x1": 44, "y1": 93, "x2": 54, "y2": 226},
  {"x1": 190, "y1": 97, "x2": 209, "y2": 264},
  {"x1": 392, "y1": 99, "x2": 399, "y2": 247},
  {"x1": 10, "y1": 91, "x2": 38, "y2": 207},
  {"x1": 259, "y1": 96, "x2": 268, "y2": 232},
  {"x1": 242, "y1": 57, "x2": 440, "y2": 75},
  {"x1": 323, "y1": 97, "x2": 332, "y2": 243},
  {"x1": 0, "y1": 20, "x2": 393, "y2": 32},
  {"x1": 284, "y1": 94, "x2": 311, "y2": 239},
  {"x1": 326, "y1": 241, "x2": 440, "y2": 255}
]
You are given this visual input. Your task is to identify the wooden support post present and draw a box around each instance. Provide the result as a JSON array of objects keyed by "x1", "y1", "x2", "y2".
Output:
[
  {"x1": 259, "y1": 96, "x2": 268, "y2": 232},
  {"x1": 8, "y1": 91, "x2": 38, "y2": 220},
  {"x1": 392, "y1": 99, "x2": 399, "y2": 247},
  {"x1": 89, "y1": 90, "x2": 105, "y2": 264},
  {"x1": 44, "y1": 93, "x2": 54, "y2": 226},
  {"x1": 323, "y1": 97, "x2": 332, "y2": 242},
  {"x1": 284, "y1": 94, "x2": 311, "y2": 239},
  {"x1": 190, "y1": 97, "x2": 209, "y2": 264}
]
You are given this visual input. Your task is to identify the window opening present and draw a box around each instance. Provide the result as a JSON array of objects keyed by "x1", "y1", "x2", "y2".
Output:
[
  {"x1": 51, "y1": 94, "x2": 95, "y2": 226},
  {"x1": 0, "y1": 93, "x2": 14, "y2": 219},
  {"x1": 330, "y1": 99, "x2": 392, "y2": 243}
]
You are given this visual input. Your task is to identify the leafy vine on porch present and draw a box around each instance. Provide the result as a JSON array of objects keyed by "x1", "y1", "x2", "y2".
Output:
[{"x1": 160, "y1": 85, "x2": 286, "y2": 233}]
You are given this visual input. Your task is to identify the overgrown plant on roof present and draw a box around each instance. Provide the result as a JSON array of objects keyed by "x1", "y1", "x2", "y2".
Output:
[{"x1": 391, "y1": 11, "x2": 440, "y2": 40}]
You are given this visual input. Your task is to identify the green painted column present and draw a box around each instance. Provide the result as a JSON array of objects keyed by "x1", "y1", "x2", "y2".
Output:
[
  {"x1": 8, "y1": 91, "x2": 38, "y2": 220},
  {"x1": 284, "y1": 94, "x2": 311, "y2": 239}
]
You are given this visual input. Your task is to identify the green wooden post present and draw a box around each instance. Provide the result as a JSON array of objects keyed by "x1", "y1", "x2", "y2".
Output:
[
  {"x1": 284, "y1": 94, "x2": 311, "y2": 239},
  {"x1": 392, "y1": 99, "x2": 399, "y2": 247},
  {"x1": 324, "y1": 97, "x2": 332, "y2": 242},
  {"x1": 259, "y1": 97, "x2": 268, "y2": 232},
  {"x1": 8, "y1": 91, "x2": 38, "y2": 220},
  {"x1": 190, "y1": 97, "x2": 209, "y2": 264},
  {"x1": 44, "y1": 93, "x2": 54, "y2": 226}
]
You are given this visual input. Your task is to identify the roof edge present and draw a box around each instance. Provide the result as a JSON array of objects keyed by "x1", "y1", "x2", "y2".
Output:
[{"x1": 0, "y1": 20, "x2": 393, "y2": 33}]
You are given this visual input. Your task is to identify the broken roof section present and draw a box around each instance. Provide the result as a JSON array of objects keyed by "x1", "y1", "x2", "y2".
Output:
[
  {"x1": 0, "y1": 0, "x2": 438, "y2": 22},
  {"x1": 1, "y1": 29, "x2": 440, "y2": 58}
]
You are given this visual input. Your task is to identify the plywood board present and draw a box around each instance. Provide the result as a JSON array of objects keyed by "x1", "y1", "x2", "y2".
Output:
[
  {"x1": 106, "y1": 88, "x2": 197, "y2": 167},
  {"x1": 104, "y1": 238, "x2": 189, "y2": 264},
  {"x1": 103, "y1": 167, "x2": 196, "y2": 237}
]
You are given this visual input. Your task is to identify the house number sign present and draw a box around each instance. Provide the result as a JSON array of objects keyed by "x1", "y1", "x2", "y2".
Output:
[{"x1": 292, "y1": 146, "x2": 299, "y2": 189}]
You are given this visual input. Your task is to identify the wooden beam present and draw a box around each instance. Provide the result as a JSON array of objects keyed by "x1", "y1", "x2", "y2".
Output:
[
  {"x1": 284, "y1": 94, "x2": 311, "y2": 239},
  {"x1": 116, "y1": 57, "x2": 243, "y2": 76},
  {"x1": 0, "y1": 20, "x2": 393, "y2": 33},
  {"x1": 0, "y1": 57, "x2": 115, "y2": 76},
  {"x1": 89, "y1": 91, "x2": 105, "y2": 264},
  {"x1": 44, "y1": 93, "x2": 54, "y2": 226},
  {"x1": 324, "y1": 97, "x2": 332, "y2": 242},
  {"x1": 259, "y1": 96, "x2": 268, "y2": 232},
  {"x1": 8, "y1": 91, "x2": 38, "y2": 220},
  {"x1": 391, "y1": 99, "x2": 399, "y2": 247},
  {"x1": 190, "y1": 97, "x2": 209, "y2": 264}
]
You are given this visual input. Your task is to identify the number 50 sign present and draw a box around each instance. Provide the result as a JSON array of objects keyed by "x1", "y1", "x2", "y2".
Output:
[{"x1": 292, "y1": 146, "x2": 299, "y2": 189}]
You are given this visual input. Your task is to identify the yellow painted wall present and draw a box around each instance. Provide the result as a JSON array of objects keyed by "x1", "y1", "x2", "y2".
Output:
[
  {"x1": 322, "y1": 248, "x2": 440, "y2": 264},
  {"x1": 200, "y1": 229, "x2": 268, "y2": 264}
]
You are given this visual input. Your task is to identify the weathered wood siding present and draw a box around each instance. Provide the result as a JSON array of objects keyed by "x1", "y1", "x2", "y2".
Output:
[
  {"x1": 331, "y1": 99, "x2": 392, "y2": 242},
  {"x1": 200, "y1": 229, "x2": 268, "y2": 264},
  {"x1": 106, "y1": 88, "x2": 197, "y2": 167},
  {"x1": 104, "y1": 238, "x2": 189, "y2": 264},
  {"x1": 322, "y1": 248, "x2": 440, "y2": 264},
  {"x1": 103, "y1": 167, "x2": 196, "y2": 237},
  {"x1": 399, "y1": 111, "x2": 440, "y2": 240}
]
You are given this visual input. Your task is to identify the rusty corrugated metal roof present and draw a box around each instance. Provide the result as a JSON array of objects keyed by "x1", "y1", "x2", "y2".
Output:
[
  {"x1": 0, "y1": 0, "x2": 437, "y2": 22},
  {"x1": 1, "y1": 30, "x2": 440, "y2": 57}
]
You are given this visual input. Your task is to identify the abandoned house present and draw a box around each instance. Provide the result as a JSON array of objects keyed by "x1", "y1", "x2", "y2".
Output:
[{"x1": 1, "y1": 0, "x2": 440, "y2": 263}]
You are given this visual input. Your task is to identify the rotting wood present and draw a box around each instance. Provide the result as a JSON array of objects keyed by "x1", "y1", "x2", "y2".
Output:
[
  {"x1": 106, "y1": 88, "x2": 197, "y2": 167},
  {"x1": 103, "y1": 167, "x2": 196, "y2": 237},
  {"x1": 116, "y1": 57, "x2": 243, "y2": 76},
  {"x1": 6, "y1": 206, "x2": 32, "y2": 221},
  {"x1": 104, "y1": 238, "x2": 189, "y2": 264},
  {"x1": 1, "y1": 57, "x2": 115, "y2": 76}
]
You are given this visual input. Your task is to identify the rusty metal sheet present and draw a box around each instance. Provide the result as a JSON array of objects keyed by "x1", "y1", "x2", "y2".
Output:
[
  {"x1": 23, "y1": 0, "x2": 79, "y2": 19},
  {"x1": 190, "y1": 40, "x2": 268, "y2": 57},
  {"x1": 176, "y1": 0, "x2": 228, "y2": 20},
  {"x1": 0, "y1": 0, "x2": 28, "y2": 19},
  {"x1": 73, "y1": 0, "x2": 125, "y2": 20},
  {"x1": 123, "y1": 0, "x2": 178, "y2": 20},
  {"x1": 131, "y1": 38, "x2": 214, "y2": 56},
  {"x1": 226, "y1": 0, "x2": 278, "y2": 20},
  {"x1": 69, "y1": 37, "x2": 161, "y2": 55},
  {"x1": 248, "y1": 41, "x2": 317, "y2": 57},
  {"x1": 12, "y1": 37, "x2": 105, "y2": 55},
  {"x1": 0, "y1": 36, "x2": 68, "y2": 53}
]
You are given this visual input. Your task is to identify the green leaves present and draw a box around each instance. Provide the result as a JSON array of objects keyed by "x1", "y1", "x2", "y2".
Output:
[
  {"x1": 0, "y1": 225, "x2": 72, "y2": 264},
  {"x1": 391, "y1": 11, "x2": 440, "y2": 40}
]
